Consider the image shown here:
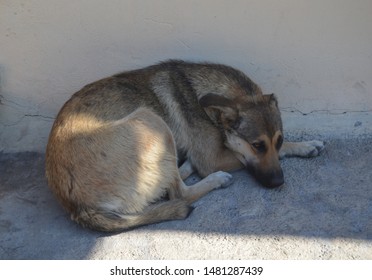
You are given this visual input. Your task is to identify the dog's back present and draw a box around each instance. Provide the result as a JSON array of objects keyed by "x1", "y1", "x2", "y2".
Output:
[
  {"x1": 50, "y1": 60, "x2": 262, "y2": 172},
  {"x1": 46, "y1": 60, "x2": 265, "y2": 231},
  {"x1": 45, "y1": 61, "x2": 234, "y2": 231}
]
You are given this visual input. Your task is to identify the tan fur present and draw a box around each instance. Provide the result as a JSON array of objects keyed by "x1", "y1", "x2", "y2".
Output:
[{"x1": 46, "y1": 60, "x2": 324, "y2": 232}]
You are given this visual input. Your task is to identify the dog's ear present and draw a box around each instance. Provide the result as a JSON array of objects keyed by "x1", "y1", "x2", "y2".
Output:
[
  {"x1": 199, "y1": 93, "x2": 238, "y2": 128},
  {"x1": 265, "y1": 93, "x2": 279, "y2": 108}
]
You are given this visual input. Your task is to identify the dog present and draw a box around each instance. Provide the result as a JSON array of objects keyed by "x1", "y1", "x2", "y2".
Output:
[{"x1": 46, "y1": 60, "x2": 324, "y2": 232}]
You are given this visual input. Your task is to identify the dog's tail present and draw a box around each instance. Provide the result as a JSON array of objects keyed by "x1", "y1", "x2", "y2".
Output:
[{"x1": 72, "y1": 199, "x2": 193, "y2": 232}]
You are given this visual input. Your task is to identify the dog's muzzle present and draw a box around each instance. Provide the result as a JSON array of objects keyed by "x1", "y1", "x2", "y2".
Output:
[
  {"x1": 263, "y1": 169, "x2": 284, "y2": 188},
  {"x1": 249, "y1": 166, "x2": 284, "y2": 188}
]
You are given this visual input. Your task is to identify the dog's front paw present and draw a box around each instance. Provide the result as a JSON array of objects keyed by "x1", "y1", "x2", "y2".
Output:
[
  {"x1": 280, "y1": 140, "x2": 325, "y2": 158},
  {"x1": 207, "y1": 171, "x2": 234, "y2": 189},
  {"x1": 300, "y1": 140, "x2": 325, "y2": 157}
]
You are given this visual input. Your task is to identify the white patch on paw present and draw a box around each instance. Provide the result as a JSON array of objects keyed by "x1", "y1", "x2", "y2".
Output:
[
  {"x1": 302, "y1": 140, "x2": 325, "y2": 157},
  {"x1": 179, "y1": 160, "x2": 195, "y2": 180},
  {"x1": 207, "y1": 171, "x2": 234, "y2": 189}
]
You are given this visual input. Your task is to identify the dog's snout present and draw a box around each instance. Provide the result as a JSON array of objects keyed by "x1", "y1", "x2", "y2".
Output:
[
  {"x1": 254, "y1": 168, "x2": 284, "y2": 188},
  {"x1": 266, "y1": 169, "x2": 284, "y2": 188}
]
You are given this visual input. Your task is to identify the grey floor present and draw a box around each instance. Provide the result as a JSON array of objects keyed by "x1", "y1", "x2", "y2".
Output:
[{"x1": 0, "y1": 137, "x2": 371, "y2": 259}]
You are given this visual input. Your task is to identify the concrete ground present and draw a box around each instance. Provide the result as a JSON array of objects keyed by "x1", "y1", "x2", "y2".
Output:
[{"x1": 0, "y1": 137, "x2": 371, "y2": 260}]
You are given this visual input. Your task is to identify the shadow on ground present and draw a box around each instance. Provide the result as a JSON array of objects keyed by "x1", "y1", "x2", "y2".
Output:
[{"x1": 0, "y1": 138, "x2": 371, "y2": 259}]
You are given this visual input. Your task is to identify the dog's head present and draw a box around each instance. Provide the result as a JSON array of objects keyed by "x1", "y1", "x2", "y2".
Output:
[{"x1": 200, "y1": 93, "x2": 284, "y2": 188}]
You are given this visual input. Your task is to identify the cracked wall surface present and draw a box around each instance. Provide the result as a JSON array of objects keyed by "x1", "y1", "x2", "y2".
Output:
[{"x1": 1, "y1": 0, "x2": 372, "y2": 152}]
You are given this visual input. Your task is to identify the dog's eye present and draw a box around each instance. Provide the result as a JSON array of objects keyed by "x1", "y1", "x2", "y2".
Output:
[
  {"x1": 276, "y1": 135, "x2": 283, "y2": 150},
  {"x1": 252, "y1": 141, "x2": 266, "y2": 152}
]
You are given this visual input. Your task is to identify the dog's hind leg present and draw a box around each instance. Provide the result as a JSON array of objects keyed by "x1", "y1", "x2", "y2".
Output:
[
  {"x1": 64, "y1": 108, "x2": 195, "y2": 232},
  {"x1": 279, "y1": 140, "x2": 325, "y2": 159},
  {"x1": 74, "y1": 199, "x2": 192, "y2": 232}
]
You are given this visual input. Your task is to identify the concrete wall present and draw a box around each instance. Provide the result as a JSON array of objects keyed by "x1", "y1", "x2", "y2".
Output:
[{"x1": 1, "y1": 0, "x2": 371, "y2": 152}]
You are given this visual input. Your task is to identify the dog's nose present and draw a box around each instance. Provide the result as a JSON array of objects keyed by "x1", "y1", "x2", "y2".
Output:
[
  {"x1": 267, "y1": 176, "x2": 284, "y2": 188},
  {"x1": 264, "y1": 169, "x2": 284, "y2": 188},
  {"x1": 250, "y1": 166, "x2": 285, "y2": 188}
]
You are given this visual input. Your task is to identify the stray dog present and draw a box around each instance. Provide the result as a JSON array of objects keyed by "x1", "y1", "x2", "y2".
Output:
[{"x1": 46, "y1": 60, "x2": 324, "y2": 232}]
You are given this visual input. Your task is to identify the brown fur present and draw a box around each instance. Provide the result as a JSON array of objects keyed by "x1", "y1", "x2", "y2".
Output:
[{"x1": 46, "y1": 60, "x2": 324, "y2": 232}]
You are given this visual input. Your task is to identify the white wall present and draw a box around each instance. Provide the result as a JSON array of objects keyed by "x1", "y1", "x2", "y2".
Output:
[{"x1": 1, "y1": 0, "x2": 372, "y2": 152}]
